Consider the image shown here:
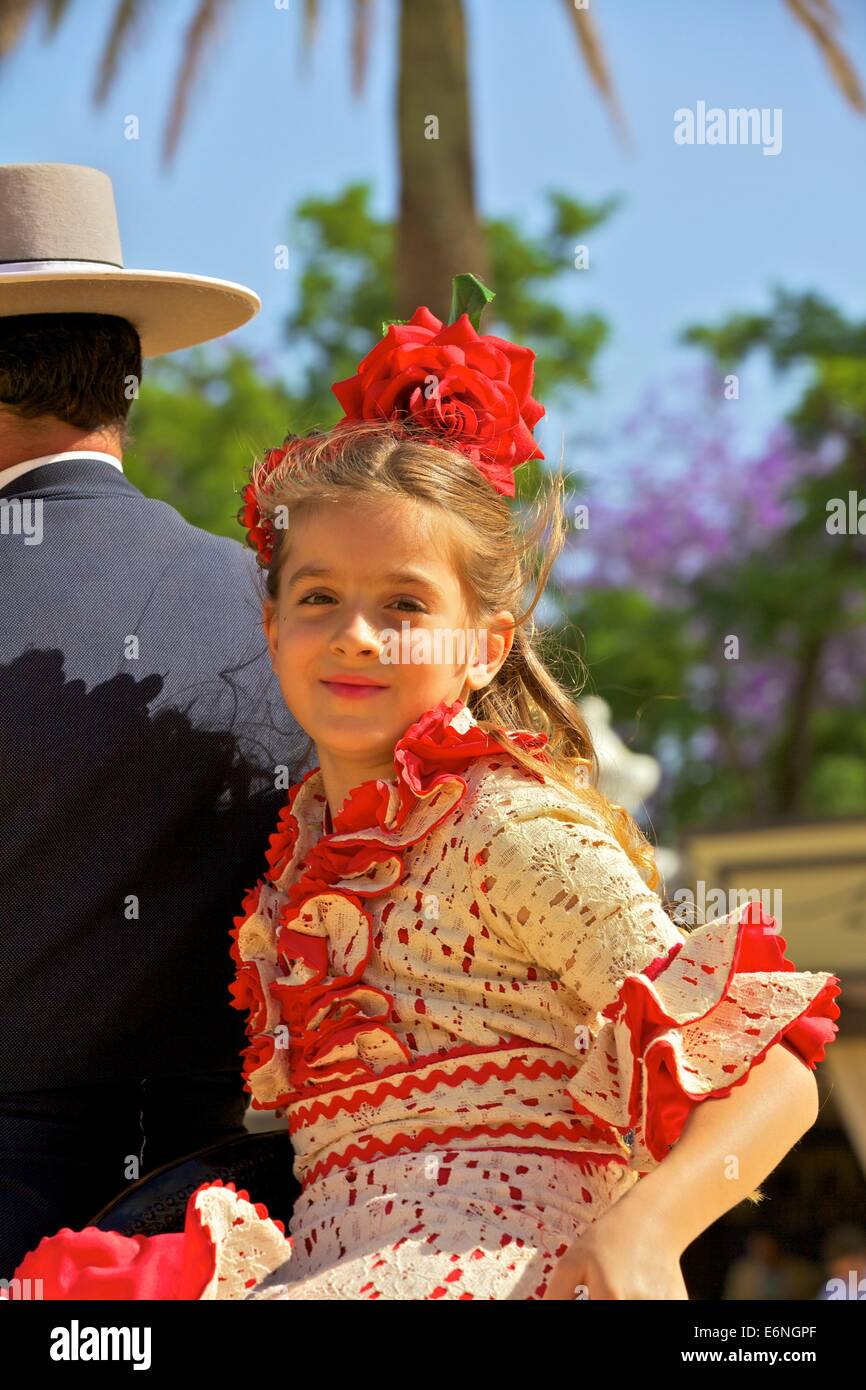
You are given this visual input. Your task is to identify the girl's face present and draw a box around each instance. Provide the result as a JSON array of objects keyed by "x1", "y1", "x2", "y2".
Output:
[{"x1": 262, "y1": 495, "x2": 514, "y2": 777}]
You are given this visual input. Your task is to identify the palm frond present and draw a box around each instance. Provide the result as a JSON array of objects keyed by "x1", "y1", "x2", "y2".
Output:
[
  {"x1": 94, "y1": 0, "x2": 144, "y2": 104},
  {"x1": 163, "y1": 0, "x2": 231, "y2": 164},
  {"x1": 784, "y1": 0, "x2": 866, "y2": 113},
  {"x1": 0, "y1": 0, "x2": 39, "y2": 58},
  {"x1": 303, "y1": 0, "x2": 318, "y2": 52},
  {"x1": 351, "y1": 0, "x2": 372, "y2": 96},
  {"x1": 560, "y1": 0, "x2": 630, "y2": 150},
  {"x1": 44, "y1": 0, "x2": 72, "y2": 32}
]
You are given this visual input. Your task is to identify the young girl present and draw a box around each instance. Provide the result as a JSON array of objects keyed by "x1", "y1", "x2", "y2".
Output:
[{"x1": 9, "y1": 290, "x2": 841, "y2": 1302}]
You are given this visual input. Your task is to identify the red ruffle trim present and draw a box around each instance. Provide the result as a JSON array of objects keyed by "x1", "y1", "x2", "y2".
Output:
[
  {"x1": 568, "y1": 900, "x2": 841, "y2": 1168},
  {"x1": 8, "y1": 1180, "x2": 286, "y2": 1301},
  {"x1": 229, "y1": 698, "x2": 550, "y2": 1107}
]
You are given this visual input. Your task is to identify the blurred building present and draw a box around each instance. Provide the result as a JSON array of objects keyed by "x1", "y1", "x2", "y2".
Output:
[{"x1": 679, "y1": 814, "x2": 866, "y2": 1298}]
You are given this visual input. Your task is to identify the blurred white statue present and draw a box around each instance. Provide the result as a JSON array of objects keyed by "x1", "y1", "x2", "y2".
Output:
[{"x1": 577, "y1": 695, "x2": 680, "y2": 885}]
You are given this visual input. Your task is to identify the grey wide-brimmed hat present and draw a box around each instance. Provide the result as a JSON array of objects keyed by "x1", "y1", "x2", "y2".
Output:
[{"x1": 0, "y1": 162, "x2": 260, "y2": 357}]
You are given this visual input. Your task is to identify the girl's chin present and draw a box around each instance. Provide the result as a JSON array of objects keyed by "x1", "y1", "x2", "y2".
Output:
[{"x1": 302, "y1": 688, "x2": 459, "y2": 738}]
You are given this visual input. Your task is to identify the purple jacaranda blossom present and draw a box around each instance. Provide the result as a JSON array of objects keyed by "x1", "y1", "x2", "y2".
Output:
[
  {"x1": 557, "y1": 369, "x2": 840, "y2": 603},
  {"x1": 549, "y1": 365, "x2": 865, "y2": 799},
  {"x1": 821, "y1": 628, "x2": 866, "y2": 706}
]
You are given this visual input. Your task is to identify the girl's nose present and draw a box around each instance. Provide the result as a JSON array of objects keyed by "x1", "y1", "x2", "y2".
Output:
[{"x1": 330, "y1": 612, "x2": 383, "y2": 656}]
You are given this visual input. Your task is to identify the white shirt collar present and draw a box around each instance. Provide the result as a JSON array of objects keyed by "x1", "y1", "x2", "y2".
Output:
[{"x1": 0, "y1": 450, "x2": 124, "y2": 490}]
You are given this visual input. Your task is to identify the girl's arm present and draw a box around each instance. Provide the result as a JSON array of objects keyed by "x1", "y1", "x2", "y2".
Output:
[
  {"x1": 612, "y1": 1039, "x2": 819, "y2": 1253},
  {"x1": 542, "y1": 1042, "x2": 820, "y2": 1300},
  {"x1": 467, "y1": 791, "x2": 839, "y2": 1299}
]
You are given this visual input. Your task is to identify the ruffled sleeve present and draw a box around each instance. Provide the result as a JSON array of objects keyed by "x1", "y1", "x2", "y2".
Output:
[{"x1": 469, "y1": 791, "x2": 841, "y2": 1175}]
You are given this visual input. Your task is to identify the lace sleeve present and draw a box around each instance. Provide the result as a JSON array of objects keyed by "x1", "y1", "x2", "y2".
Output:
[
  {"x1": 468, "y1": 792, "x2": 842, "y2": 1174},
  {"x1": 470, "y1": 795, "x2": 687, "y2": 1008}
]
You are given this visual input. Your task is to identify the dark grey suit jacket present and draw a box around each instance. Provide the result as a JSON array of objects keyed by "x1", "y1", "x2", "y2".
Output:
[{"x1": 0, "y1": 456, "x2": 309, "y2": 1271}]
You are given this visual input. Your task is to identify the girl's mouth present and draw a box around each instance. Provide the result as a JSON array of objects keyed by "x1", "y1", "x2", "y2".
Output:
[{"x1": 320, "y1": 680, "x2": 388, "y2": 700}]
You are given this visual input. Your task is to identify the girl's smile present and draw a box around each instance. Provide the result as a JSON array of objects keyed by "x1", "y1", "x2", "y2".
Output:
[{"x1": 320, "y1": 678, "x2": 389, "y2": 699}]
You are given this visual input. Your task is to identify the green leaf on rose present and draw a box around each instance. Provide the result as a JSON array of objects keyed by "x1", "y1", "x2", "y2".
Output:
[{"x1": 448, "y1": 273, "x2": 496, "y2": 332}]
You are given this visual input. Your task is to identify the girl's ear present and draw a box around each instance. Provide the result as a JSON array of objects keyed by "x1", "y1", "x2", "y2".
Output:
[
  {"x1": 262, "y1": 597, "x2": 278, "y2": 666},
  {"x1": 484, "y1": 609, "x2": 516, "y2": 679},
  {"x1": 464, "y1": 610, "x2": 515, "y2": 692}
]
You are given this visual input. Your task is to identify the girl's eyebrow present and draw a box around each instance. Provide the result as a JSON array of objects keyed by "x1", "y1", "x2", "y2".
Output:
[{"x1": 286, "y1": 563, "x2": 445, "y2": 600}]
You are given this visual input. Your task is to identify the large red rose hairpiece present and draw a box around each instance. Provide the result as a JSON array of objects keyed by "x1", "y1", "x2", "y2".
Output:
[{"x1": 239, "y1": 274, "x2": 545, "y2": 566}]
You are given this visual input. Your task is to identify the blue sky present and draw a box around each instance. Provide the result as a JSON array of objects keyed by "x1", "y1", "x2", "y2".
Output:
[{"x1": 2, "y1": 0, "x2": 865, "y2": 468}]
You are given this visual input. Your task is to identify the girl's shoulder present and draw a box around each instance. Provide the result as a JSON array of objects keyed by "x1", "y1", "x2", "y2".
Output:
[
  {"x1": 463, "y1": 753, "x2": 611, "y2": 839},
  {"x1": 459, "y1": 753, "x2": 663, "y2": 899}
]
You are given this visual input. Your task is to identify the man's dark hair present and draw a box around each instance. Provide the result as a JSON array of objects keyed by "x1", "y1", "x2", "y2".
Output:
[{"x1": 0, "y1": 312, "x2": 143, "y2": 444}]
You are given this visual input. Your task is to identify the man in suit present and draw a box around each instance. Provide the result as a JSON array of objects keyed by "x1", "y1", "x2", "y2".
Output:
[{"x1": 0, "y1": 163, "x2": 308, "y2": 1274}]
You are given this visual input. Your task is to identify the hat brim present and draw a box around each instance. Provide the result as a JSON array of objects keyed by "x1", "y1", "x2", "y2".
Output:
[{"x1": 0, "y1": 267, "x2": 261, "y2": 357}]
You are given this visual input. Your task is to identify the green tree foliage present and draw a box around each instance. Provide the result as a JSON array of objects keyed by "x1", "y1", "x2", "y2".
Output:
[{"x1": 682, "y1": 288, "x2": 866, "y2": 819}]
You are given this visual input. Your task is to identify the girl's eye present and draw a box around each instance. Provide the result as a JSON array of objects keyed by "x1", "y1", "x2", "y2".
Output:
[
  {"x1": 298, "y1": 592, "x2": 427, "y2": 613},
  {"x1": 392, "y1": 598, "x2": 427, "y2": 613}
]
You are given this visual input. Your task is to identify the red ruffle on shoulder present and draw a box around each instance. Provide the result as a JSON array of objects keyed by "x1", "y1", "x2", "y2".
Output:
[
  {"x1": 229, "y1": 699, "x2": 550, "y2": 1109},
  {"x1": 6, "y1": 1181, "x2": 292, "y2": 1301},
  {"x1": 565, "y1": 899, "x2": 841, "y2": 1173}
]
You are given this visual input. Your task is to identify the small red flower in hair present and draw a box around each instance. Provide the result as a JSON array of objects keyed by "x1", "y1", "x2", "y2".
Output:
[{"x1": 239, "y1": 441, "x2": 293, "y2": 566}]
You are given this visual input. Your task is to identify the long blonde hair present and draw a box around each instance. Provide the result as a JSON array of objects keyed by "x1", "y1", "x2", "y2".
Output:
[{"x1": 244, "y1": 417, "x2": 663, "y2": 894}]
